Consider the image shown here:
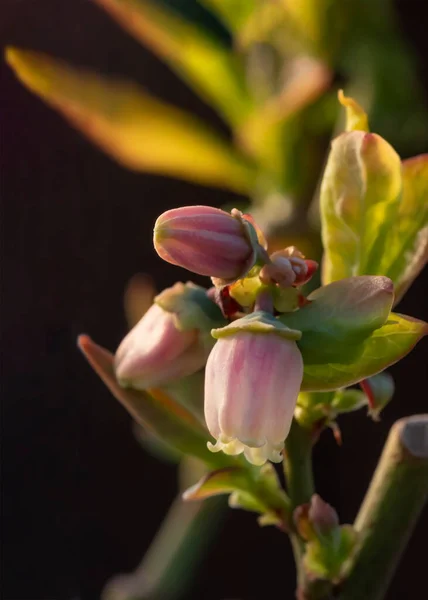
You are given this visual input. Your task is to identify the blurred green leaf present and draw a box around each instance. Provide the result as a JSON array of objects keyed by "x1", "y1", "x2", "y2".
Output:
[
  {"x1": 77, "y1": 335, "x2": 234, "y2": 467},
  {"x1": 200, "y1": 0, "x2": 255, "y2": 33},
  {"x1": 244, "y1": 0, "x2": 347, "y2": 62},
  {"x1": 304, "y1": 525, "x2": 358, "y2": 581},
  {"x1": 321, "y1": 130, "x2": 402, "y2": 284},
  {"x1": 301, "y1": 313, "x2": 428, "y2": 391},
  {"x1": 340, "y1": 0, "x2": 428, "y2": 153},
  {"x1": 183, "y1": 466, "x2": 251, "y2": 500},
  {"x1": 123, "y1": 273, "x2": 156, "y2": 328},
  {"x1": 240, "y1": 57, "x2": 332, "y2": 195},
  {"x1": 379, "y1": 154, "x2": 428, "y2": 304},
  {"x1": 279, "y1": 276, "x2": 394, "y2": 364},
  {"x1": 93, "y1": 0, "x2": 253, "y2": 125},
  {"x1": 7, "y1": 47, "x2": 255, "y2": 192}
]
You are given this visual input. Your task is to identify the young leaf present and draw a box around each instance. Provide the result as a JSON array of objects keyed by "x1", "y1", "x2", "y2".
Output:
[
  {"x1": 6, "y1": 48, "x2": 255, "y2": 192},
  {"x1": 183, "y1": 464, "x2": 290, "y2": 527},
  {"x1": 338, "y1": 90, "x2": 369, "y2": 132},
  {"x1": 379, "y1": 154, "x2": 428, "y2": 304},
  {"x1": 279, "y1": 276, "x2": 394, "y2": 364},
  {"x1": 93, "y1": 0, "x2": 253, "y2": 126},
  {"x1": 77, "y1": 335, "x2": 234, "y2": 467},
  {"x1": 321, "y1": 130, "x2": 402, "y2": 283},
  {"x1": 301, "y1": 313, "x2": 428, "y2": 391},
  {"x1": 304, "y1": 525, "x2": 358, "y2": 582}
]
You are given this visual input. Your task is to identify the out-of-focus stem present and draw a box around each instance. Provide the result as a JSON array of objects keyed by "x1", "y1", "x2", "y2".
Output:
[
  {"x1": 102, "y1": 494, "x2": 225, "y2": 600},
  {"x1": 338, "y1": 415, "x2": 428, "y2": 600}
]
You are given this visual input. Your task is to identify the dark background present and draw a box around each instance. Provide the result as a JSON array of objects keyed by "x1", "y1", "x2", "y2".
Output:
[{"x1": 1, "y1": 1, "x2": 427, "y2": 599}]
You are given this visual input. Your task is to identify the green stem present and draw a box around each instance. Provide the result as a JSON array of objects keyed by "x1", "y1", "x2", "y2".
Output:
[
  {"x1": 284, "y1": 419, "x2": 315, "y2": 507},
  {"x1": 284, "y1": 420, "x2": 324, "y2": 599},
  {"x1": 338, "y1": 415, "x2": 428, "y2": 600},
  {"x1": 102, "y1": 493, "x2": 225, "y2": 600}
]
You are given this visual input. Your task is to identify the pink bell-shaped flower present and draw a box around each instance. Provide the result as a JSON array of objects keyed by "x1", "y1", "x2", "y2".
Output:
[
  {"x1": 204, "y1": 315, "x2": 303, "y2": 465},
  {"x1": 154, "y1": 205, "x2": 263, "y2": 283},
  {"x1": 115, "y1": 282, "x2": 222, "y2": 390}
]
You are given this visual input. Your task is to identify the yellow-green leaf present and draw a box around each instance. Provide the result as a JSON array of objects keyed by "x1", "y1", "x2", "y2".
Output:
[
  {"x1": 338, "y1": 89, "x2": 369, "y2": 132},
  {"x1": 6, "y1": 47, "x2": 255, "y2": 192},
  {"x1": 201, "y1": 0, "x2": 255, "y2": 33},
  {"x1": 183, "y1": 464, "x2": 290, "y2": 527},
  {"x1": 321, "y1": 130, "x2": 402, "y2": 283},
  {"x1": 93, "y1": 0, "x2": 253, "y2": 126},
  {"x1": 379, "y1": 154, "x2": 428, "y2": 303},
  {"x1": 301, "y1": 313, "x2": 428, "y2": 391}
]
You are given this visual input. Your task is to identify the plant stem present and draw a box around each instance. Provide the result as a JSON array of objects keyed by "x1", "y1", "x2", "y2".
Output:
[
  {"x1": 338, "y1": 415, "x2": 428, "y2": 600},
  {"x1": 284, "y1": 419, "x2": 315, "y2": 507},
  {"x1": 284, "y1": 419, "x2": 321, "y2": 599},
  {"x1": 102, "y1": 494, "x2": 225, "y2": 600}
]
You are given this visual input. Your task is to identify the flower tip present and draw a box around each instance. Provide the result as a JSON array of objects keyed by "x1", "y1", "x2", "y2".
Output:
[
  {"x1": 77, "y1": 334, "x2": 92, "y2": 352},
  {"x1": 380, "y1": 276, "x2": 394, "y2": 294}
]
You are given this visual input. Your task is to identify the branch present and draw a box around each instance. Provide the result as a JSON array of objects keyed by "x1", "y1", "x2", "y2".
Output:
[{"x1": 339, "y1": 414, "x2": 428, "y2": 600}]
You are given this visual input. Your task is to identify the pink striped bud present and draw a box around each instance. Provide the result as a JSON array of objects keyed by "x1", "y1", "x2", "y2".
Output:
[
  {"x1": 115, "y1": 282, "x2": 222, "y2": 390},
  {"x1": 154, "y1": 206, "x2": 263, "y2": 284},
  {"x1": 204, "y1": 313, "x2": 303, "y2": 465}
]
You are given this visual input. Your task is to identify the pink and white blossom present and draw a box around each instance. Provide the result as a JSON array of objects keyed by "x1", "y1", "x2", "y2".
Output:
[{"x1": 204, "y1": 331, "x2": 303, "y2": 465}]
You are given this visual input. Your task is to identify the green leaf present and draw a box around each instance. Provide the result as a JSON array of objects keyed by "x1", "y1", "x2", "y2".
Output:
[
  {"x1": 301, "y1": 313, "x2": 428, "y2": 391},
  {"x1": 200, "y1": 0, "x2": 255, "y2": 33},
  {"x1": 320, "y1": 130, "x2": 402, "y2": 284},
  {"x1": 6, "y1": 47, "x2": 255, "y2": 192},
  {"x1": 183, "y1": 464, "x2": 290, "y2": 527},
  {"x1": 77, "y1": 335, "x2": 234, "y2": 467},
  {"x1": 379, "y1": 154, "x2": 428, "y2": 303},
  {"x1": 93, "y1": 0, "x2": 253, "y2": 126},
  {"x1": 330, "y1": 389, "x2": 367, "y2": 414},
  {"x1": 304, "y1": 525, "x2": 358, "y2": 582},
  {"x1": 279, "y1": 276, "x2": 394, "y2": 364}
]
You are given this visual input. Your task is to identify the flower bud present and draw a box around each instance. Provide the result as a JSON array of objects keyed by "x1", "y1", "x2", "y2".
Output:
[
  {"x1": 259, "y1": 246, "x2": 318, "y2": 289},
  {"x1": 153, "y1": 205, "x2": 262, "y2": 283},
  {"x1": 115, "y1": 283, "x2": 222, "y2": 390},
  {"x1": 204, "y1": 314, "x2": 303, "y2": 465},
  {"x1": 308, "y1": 494, "x2": 339, "y2": 537}
]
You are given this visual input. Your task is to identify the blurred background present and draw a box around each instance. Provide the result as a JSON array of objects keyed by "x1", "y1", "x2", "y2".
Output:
[{"x1": 1, "y1": 1, "x2": 427, "y2": 599}]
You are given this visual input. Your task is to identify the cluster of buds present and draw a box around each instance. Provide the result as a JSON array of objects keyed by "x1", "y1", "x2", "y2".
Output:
[
  {"x1": 260, "y1": 247, "x2": 318, "y2": 289},
  {"x1": 115, "y1": 205, "x2": 319, "y2": 465}
]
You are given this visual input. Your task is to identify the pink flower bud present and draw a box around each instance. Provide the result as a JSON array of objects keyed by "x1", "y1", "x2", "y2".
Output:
[
  {"x1": 308, "y1": 494, "x2": 339, "y2": 536},
  {"x1": 259, "y1": 246, "x2": 319, "y2": 289},
  {"x1": 153, "y1": 206, "x2": 259, "y2": 282},
  {"x1": 204, "y1": 330, "x2": 303, "y2": 465},
  {"x1": 115, "y1": 302, "x2": 208, "y2": 390}
]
